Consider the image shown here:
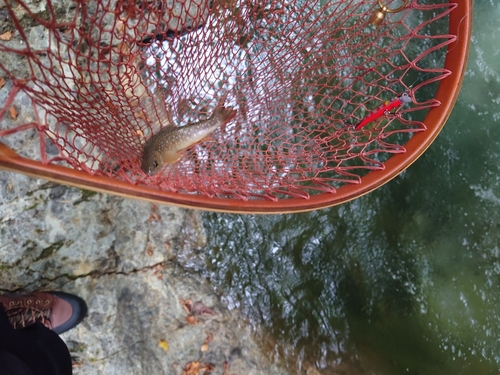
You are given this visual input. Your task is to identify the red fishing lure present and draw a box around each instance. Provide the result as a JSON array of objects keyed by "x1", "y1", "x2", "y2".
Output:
[{"x1": 355, "y1": 93, "x2": 412, "y2": 130}]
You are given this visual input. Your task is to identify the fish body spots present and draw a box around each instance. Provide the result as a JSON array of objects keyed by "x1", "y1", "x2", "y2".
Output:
[{"x1": 141, "y1": 106, "x2": 237, "y2": 175}]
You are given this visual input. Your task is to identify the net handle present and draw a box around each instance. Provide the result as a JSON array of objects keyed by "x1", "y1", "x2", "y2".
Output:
[{"x1": 0, "y1": 0, "x2": 472, "y2": 214}]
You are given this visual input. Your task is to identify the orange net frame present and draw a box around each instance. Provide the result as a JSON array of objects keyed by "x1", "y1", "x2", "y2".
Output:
[{"x1": 0, "y1": 0, "x2": 471, "y2": 213}]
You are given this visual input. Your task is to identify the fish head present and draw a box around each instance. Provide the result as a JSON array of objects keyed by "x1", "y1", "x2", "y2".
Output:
[{"x1": 141, "y1": 146, "x2": 164, "y2": 175}]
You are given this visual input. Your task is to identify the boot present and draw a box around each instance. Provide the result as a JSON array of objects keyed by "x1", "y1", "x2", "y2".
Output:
[{"x1": 0, "y1": 291, "x2": 87, "y2": 334}]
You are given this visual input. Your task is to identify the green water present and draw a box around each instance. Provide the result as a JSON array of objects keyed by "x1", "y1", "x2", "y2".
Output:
[{"x1": 202, "y1": 2, "x2": 500, "y2": 374}]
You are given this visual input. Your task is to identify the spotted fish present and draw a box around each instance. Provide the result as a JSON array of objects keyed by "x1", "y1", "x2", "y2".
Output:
[{"x1": 141, "y1": 106, "x2": 237, "y2": 175}]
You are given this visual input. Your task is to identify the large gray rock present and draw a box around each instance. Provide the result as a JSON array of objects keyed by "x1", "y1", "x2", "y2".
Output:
[{"x1": 0, "y1": 173, "x2": 290, "y2": 374}]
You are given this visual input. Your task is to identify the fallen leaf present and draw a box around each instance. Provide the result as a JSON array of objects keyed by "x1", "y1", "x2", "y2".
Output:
[
  {"x1": 186, "y1": 315, "x2": 197, "y2": 325},
  {"x1": 0, "y1": 31, "x2": 13, "y2": 41},
  {"x1": 181, "y1": 361, "x2": 215, "y2": 375},
  {"x1": 158, "y1": 339, "x2": 169, "y2": 352},
  {"x1": 98, "y1": 45, "x2": 112, "y2": 60},
  {"x1": 105, "y1": 100, "x2": 119, "y2": 116},
  {"x1": 134, "y1": 108, "x2": 147, "y2": 120},
  {"x1": 71, "y1": 356, "x2": 84, "y2": 369},
  {"x1": 182, "y1": 361, "x2": 200, "y2": 375},
  {"x1": 58, "y1": 26, "x2": 73, "y2": 37},
  {"x1": 128, "y1": 98, "x2": 139, "y2": 108},
  {"x1": 191, "y1": 301, "x2": 216, "y2": 316},
  {"x1": 118, "y1": 0, "x2": 137, "y2": 20},
  {"x1": 0, "y1": 77, "x2": 5, "y2": 89},
  {"x1": 202, "y1": 363, "x2": 215, "y2": 374},
  {"x1": 222, "y1": 361, "x2": 229, "y2": 375},
  {"x1": 201, "y1": 333, "x2": 214, "y2": 352},
  {"x1": 153, "y1": 263, "x2": 164, "y2": 280},
  {"x1": 117, "y1": 41, "x2": 130, "y2": 57},
  {"x1": 180, "y1": 299, "x2": 193, "y2": 314},
  {"x1": 148, "y1": 204, "x2": 161, "y2": 221},
  {"x1": 146, "y1": 244, "x2": 153, "y2": 256},
  {"x1": 9, "y1": 106, "x2": 18, "y2": 119},
  {"x1": 115, "y1": 20, "x2": 125, "y2": 35}
]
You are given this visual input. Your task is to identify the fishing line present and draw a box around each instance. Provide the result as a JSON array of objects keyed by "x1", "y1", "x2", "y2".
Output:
[{"x1": 406, "y1": 13, "x2": 469, "y2": 92}]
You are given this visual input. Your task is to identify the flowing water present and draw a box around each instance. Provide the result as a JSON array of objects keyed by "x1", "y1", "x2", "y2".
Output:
[{"x1": 202, "y1": 2, "x2": 500, "y2": 374}]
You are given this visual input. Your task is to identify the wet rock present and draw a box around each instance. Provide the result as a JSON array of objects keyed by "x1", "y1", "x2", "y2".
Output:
[{"x1": 175, "y1": 209, "x2": 208, "y2": 272}]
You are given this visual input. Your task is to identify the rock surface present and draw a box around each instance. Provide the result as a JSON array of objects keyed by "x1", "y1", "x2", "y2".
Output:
[
  {"x1": 0, "y1": 173, "x2": 290, "y2": 375},
  {"x1": 1, "y1": 0, "x2": 291, "y2": 373}
]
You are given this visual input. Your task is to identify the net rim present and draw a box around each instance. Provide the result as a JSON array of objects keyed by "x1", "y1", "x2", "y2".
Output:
[{"x1": 0, "y1": 0, "x2": 472, "y2": 214}]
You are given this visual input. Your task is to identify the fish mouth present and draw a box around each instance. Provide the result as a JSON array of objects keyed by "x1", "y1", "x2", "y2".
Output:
[
  {"x1": 140, "y1": 165, "x2": 155, "y2": 176},
  {"x1": 143, "y1": 165, "x2": 161, "y2": 176}
]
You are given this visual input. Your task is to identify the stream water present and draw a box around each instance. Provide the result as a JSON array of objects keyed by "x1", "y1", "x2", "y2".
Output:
[{"x1": 202, "y1": 2, "x2": 500, "y2": 374}]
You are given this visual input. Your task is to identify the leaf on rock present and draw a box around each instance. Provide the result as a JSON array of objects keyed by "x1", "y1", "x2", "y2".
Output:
[
  {"x1": 201, "y1": 333, "x2": 213, "y2": 352},
  {"x1": 204, "y1": 333, "x2": 213, "y2": 345},
  {"x1": 159, "y1": 339, "x2": 169, "y2": 352},
  {"x1": 0, "y1": 31, "x2": 13, "y2": 41},
  {"x1": 182, "y1": 361, "x2": 215, "y2": 375},
  {"x1": 203, "y1": 363, "x2": 216, "y2": 375},
  {"x1": 191, "y1": 301, "x2": 216, "y2": 316},
  {"x1": 182, "y1": 361, "x2": 200, "y2": 375},
  {"x1": 9, "y1": 106, "x2": 18, "y2": 119},
  {"x1": 180, "y1": 298, "x2": 192, "y2": 314},
  {"x1": 148, "y1": 204, "x2": 161, "y2": 221}
]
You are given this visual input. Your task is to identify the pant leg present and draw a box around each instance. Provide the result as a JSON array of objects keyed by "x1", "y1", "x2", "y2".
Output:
[
  {"x1": 0, "y1": 349, "x2": 35, "y2": 375},
  {"x1": 0, "y1": 303, "x2": 72, "y2": 375}
]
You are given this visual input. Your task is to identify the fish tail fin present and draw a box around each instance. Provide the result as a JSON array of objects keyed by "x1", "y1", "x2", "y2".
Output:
[{"x1": 212, "y1": 106, "x2": 237, "y2": 124}]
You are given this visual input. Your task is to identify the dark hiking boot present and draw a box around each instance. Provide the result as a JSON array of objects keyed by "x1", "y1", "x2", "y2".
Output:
[{"x1": 0, "y1": 291, "x2": 87, "y2": 334}]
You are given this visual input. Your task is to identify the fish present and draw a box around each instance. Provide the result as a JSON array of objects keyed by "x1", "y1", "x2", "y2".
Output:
[{"x1": 141, "y1": 106, "x2": 237, "y2": 175}]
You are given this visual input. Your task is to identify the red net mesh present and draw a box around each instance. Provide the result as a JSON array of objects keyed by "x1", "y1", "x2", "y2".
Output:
[{"x1": 0, "y1": 0, "x2": 459, "y2": 202}]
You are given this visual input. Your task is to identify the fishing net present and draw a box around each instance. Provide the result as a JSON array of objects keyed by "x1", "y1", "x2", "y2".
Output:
[{"x1": 0, "y1": 0, "x2": 471, "y2": 213}]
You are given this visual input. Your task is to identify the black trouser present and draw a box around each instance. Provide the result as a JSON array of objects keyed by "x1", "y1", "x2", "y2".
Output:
[{"x1": 0, "y1": 304, "x2": 72, "y2": 375}]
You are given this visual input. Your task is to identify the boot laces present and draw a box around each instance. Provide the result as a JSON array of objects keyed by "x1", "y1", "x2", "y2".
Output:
[{"x1": 3, "y1": 299, "x2": 53, "y2": 330}]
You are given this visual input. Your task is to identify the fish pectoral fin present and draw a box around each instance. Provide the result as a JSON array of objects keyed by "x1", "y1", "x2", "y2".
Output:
[
  {"x1": 200, "y1": 136, "x2": 217, "y2": 143},
  {"x1": 163, "y1": 151, "x2": 182, "y2": 164}
]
